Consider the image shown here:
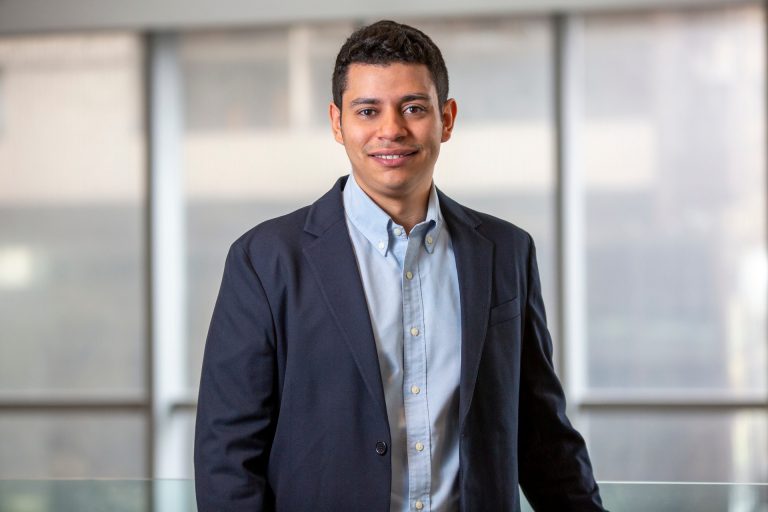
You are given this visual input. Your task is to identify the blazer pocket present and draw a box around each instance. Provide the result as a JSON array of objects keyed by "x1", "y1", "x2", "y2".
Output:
[{"x1": 489, "y1": 297, "x2": 521, "y2": 326}]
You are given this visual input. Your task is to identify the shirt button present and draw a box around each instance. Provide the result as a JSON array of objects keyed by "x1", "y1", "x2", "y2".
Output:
[
  {"x1": 415, "y1": 500, "x2": 424, "y2": 510},
  {"x1": 405, "y1": 271, "x2": 413, "y2": 280},
  {"x1": 415, "y1": 441, "x2": 424, "y2": 452},
  {"x1": 426, "y1": 236, "x2": 433, "y2": 245},
  {"x1": 377, "y1": 241, "x2": 385, "y2": 250},
  {"x1": 394, "y1": 227, "x2": 402, "y2": 236},
  {"x1": 411, "y1": 385, "x2": 420, "y2": 394},
  {"x1": 375, "y1": 441, "x2": 388, "y2": 455},
  {"x1": 410, "y1": 327, "x2": 419, "y2": 336}
]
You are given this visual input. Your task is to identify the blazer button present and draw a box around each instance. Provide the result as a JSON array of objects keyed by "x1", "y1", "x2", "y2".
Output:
[{"x1": 375, "y1": 441, "x2": 388, "y2": 456}]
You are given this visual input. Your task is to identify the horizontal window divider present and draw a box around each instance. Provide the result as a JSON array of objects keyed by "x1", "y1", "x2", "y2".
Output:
[
  {"x1": 169, "y1": 402, "x2": 197, "y2": 413},
  {"x1": 168, "y1": 391, "x2": 198, "y2": 413},
  {"x1": 0, "y1": 395, "x2": 149, "y2": 412},
  {"x1": 577, "y1": 390, "x2": 768, "y2": 411}
]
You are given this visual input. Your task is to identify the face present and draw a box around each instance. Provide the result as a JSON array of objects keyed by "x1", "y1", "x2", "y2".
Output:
[{"x1": 330, "y1": 63, "x2": 457, "y2": 205}]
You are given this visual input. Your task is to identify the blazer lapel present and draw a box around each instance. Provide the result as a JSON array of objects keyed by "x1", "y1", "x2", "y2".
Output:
[
  {"x1": 438, "y1": 190, "x2": 494, "y2": 432},
  {"x1": 302, "y1": 177, "x2": 389, "y2": 425}
]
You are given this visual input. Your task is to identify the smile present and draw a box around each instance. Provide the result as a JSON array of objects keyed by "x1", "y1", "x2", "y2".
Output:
[
  {"x1": 369, "y1": 151, "x2": 418, "y2": 167},
  {"x1": 369, "y1": 149, "x2": 419, "y2": 166}
]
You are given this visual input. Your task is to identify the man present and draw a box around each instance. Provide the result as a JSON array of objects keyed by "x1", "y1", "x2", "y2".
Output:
[{"x1": 195, "y1": 20, "x2": 605, "y2": 512}]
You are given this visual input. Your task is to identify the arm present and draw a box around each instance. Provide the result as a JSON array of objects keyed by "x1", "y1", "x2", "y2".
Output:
[
  {"x1": 194, "y1": 241, "x2": 278, "y2": 512},
  {"x1": 518, "y1": 235, "x2": 606, "y2": 511}
]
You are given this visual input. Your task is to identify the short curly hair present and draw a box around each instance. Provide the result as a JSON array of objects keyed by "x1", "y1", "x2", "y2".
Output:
[{"x1": 332, "y1": 20, "x2": 449, "y2": 109}]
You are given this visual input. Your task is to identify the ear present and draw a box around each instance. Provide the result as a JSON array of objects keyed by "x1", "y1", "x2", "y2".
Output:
[
  {"x1": 329, "y1": 102, "x2": 344, "y2": 145},
  {"x1": 440, "y1": 98, "x2": 458, "y2": 143}
]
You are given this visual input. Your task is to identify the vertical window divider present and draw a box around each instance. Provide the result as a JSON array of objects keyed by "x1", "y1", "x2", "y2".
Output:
[
  {"x1": 555, "y1": 13, "x2": 589, "y2": 415},
  {"x1": 147, "y1": 31, "x2": 188, "y2": 482},
  {"x1": 141, "y1": 30, "x2": 156, "y2": 486},
  {"x1": 553, "y1": 13, "x2": 566, "y2": 387},
  {"x1": 762, "y1": 3, "x2": 768, "y2": 472},
  {"x1": 763, "y1": 0, "x2": 768, "y2": 444}
]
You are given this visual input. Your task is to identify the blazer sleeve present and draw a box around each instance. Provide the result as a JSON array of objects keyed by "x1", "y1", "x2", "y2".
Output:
[
  {"x1": 194, "y1": 241, "x2": 278, "y2": 512},
  {"x1": 517, "y1": 235, "x2": 606, "y2": 511}
]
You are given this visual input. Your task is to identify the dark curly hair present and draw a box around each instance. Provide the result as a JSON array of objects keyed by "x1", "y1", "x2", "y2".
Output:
[{"x1": 332, "y1": 20, "x2": 449, "y2": 109}]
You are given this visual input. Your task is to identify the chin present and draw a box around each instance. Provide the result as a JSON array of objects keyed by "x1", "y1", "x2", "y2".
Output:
[
  {"x1": 383, "y1": 179, "x2": 430, "y2": 199},
  {"x1": 354, "y1": 166, "x2": 431, "y2": 196},
  {"x1": 379, "y1": 170, "x2": 419, "y2": 186}
]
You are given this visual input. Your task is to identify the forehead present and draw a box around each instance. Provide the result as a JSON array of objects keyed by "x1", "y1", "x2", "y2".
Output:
[{"x1": 343, "y1": 62, "x2": 437, "y2": 102}]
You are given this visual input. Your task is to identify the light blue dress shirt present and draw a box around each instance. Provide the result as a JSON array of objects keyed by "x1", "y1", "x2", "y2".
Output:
[{"x1": 343, "y1": 174, "x2": 462, "y2": 512}]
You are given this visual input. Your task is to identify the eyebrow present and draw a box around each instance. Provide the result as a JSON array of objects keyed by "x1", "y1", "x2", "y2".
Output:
[
  {"x1": 349, "y1": 93, "x2": 432, "y2": 106},
  {"x1": 349, "y1": 97, "x2": 379, "y2": 106},
  {"x1": 401, "y1": 93, "x2": 431, "y2": 103}
]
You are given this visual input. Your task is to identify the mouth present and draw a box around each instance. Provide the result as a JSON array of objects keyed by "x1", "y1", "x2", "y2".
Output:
[{"x1": 369, "y1": 149, "x2": 419, "y2": 167}]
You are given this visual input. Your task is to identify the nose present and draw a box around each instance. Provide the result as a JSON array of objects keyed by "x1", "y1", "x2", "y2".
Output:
[{"x1": 377, "y1": 108, "x2": 407, "y2": 141}]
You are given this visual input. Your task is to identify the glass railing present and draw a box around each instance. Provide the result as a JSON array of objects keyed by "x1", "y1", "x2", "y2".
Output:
[
  {"x1": 565, "y1": 482, "x2": 767, "y2": 512},
  {"x1": 0, "y1": 480, "x2": 766, "y2": 511}
]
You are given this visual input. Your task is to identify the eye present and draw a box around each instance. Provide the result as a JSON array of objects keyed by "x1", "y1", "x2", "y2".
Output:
[
  {"x1": 404, "y1": 105, "x2": 426, "y2": 115},
  {"x1": 357, "y1": 108, "x2": 376, "y2": 117}
]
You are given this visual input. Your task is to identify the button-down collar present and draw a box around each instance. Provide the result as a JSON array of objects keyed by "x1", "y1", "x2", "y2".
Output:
[{"x1": 343, "y1": 173, "x2": 444, "y2": 256}]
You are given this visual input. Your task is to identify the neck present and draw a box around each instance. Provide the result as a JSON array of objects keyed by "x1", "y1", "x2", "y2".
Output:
[
  {"x1": 353, "y1": 177, "x2": 431, "y2": 235},
  {"x1": 380, "y1": 194, "x2": 429, "y2": 235}
]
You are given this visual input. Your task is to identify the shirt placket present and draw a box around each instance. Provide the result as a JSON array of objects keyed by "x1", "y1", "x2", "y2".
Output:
[{"x1": 401, "y1": 225, "x2": 432, "y2": 512}]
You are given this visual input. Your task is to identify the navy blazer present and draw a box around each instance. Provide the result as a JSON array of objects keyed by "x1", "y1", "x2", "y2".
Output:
[{"x1": 195, "y1": 176, "x2": 605, "y2": 511}]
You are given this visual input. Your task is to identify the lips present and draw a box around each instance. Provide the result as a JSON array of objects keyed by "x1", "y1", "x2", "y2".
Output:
[{"x1": 369, "y1": 148, "x2": 419, "y2": 167}]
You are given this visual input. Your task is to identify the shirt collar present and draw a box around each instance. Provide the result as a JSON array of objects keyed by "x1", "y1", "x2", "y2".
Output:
[{"x1": 343, "y1": 173, "x2": 444, "y2": 256}]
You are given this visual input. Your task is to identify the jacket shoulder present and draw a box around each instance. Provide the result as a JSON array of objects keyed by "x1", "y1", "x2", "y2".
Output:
[
  {"x1": 448, "y1": 198, "x2": 534, "y2": 251},
  {"x1": 229, "y1": 177, "x2": 346, "y2": 257},
  {"x1": 478, "y1": 210, "x2": 532, "y2": 244},
  {"x1": 229, "y1": 204, "x2": 312, "y2": 262}
]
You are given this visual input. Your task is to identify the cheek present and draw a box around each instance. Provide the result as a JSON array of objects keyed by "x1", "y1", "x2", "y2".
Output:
[
  {"x1": 424, "y1": 130, "x2": 444, "y2": 151},
  {"x1": 342, "y1": 128, "x2": 369, "y2": 151},
  {"x1": 421, "y1": 121, "x2": 444, "y2": 143}
]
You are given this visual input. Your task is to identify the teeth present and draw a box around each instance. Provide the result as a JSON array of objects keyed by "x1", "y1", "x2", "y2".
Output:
[{"x1": 377, "y1": 154, "x2": 405, "y2": 159}]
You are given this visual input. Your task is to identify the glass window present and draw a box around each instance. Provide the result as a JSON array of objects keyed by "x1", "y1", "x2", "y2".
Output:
[
  {"x1": 418, "y1": 18, "x2": 552, "y2": 123},
  {"x1": 0, "y1": 33, "x2": 146, "y2": 395},
  {"x1": 182, "y1": 28, "x2": 291, "y2": 131},
  {"x1": 585, "y1": 411, "x2": 767, "y2": 482},
  {"x1": 580, "y1": 6, "x2": 767, "y2": 394},
  {"x1": 179, "y1": 410, "x2": 196, "y2": 479},
  {"x1": 308, "y1": 24, "x2": 357, "y2": 127},
  {"x1": 0, "y1": 413, "x2": 146, "y2": 478}
]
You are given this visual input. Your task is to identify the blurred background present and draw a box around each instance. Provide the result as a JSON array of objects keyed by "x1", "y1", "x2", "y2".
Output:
[{"x1": 0, "y1": 0, "x2": 766, "y2": 488}]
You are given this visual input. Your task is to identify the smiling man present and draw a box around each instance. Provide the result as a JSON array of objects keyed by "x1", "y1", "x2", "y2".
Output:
[{"x1": 195, "y1": 20, "x2": 606, "y2": 512}]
